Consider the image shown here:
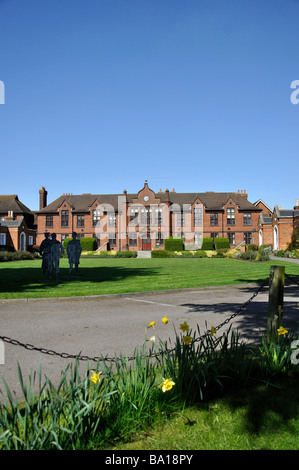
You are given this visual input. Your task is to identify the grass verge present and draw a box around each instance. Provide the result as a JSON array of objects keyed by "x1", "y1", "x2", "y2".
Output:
[{"x1": 0, "y1": 257, "x2": 298, "y2": 299}]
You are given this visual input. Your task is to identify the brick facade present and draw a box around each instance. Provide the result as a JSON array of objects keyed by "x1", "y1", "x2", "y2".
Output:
[
  {"x1": 0, "y1": 195, "x2": 36, "y2": 251},
  {"x1": 258, "y1": 200, "x2": 299, "y2": 250},
  {"x1": 36, "y1": 183, "x2": 263, "y2": 251}
]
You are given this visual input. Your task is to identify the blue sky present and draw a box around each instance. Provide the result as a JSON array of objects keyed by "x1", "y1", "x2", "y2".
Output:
[{"x1": 0, "y1": 0, "x2": 298, "y2": 211}]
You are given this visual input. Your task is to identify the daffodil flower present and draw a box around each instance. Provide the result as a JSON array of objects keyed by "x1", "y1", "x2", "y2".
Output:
[
  {"x1": 277, "y1": 326, "x2": 288, "y2": 336},
  {"x1": 162, "y1": 315, "x2": 168, "y2": 325},
  {"x1": 211, "y1": 326, "x2": 217, "y2": 337},
  {"x1": 147, "y1": 321, "x2": 156, "y2": 329},
  {"x1": 180, "y1": 321, "x2": 189, "y2": 332},
  {"x1": 146, "y1": 336, "x2": 156, "y2": 343},
  {"x1": 160, "y1": 378, "x2": 175, "y2": 392},
  {"x1": 182, "y1": 335, "x2": 192, "y2": 345},
  {"x1": 90, "y1": 371, "x2": 102, "y2": 384}
]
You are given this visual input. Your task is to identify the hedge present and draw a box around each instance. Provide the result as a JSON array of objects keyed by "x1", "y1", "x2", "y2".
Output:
[
  {"x1": 201, "y1": 237, "x2": 214, "y2": 250},
  {"x1": 214, "y1": 237, "x2": 230, "y2": 250},
  {"x1": 63, "y1": 237, "x2": 97, "y2": 252},
  {"x1": 164, "y1": 237, "x2": 184, "y2": 251}
]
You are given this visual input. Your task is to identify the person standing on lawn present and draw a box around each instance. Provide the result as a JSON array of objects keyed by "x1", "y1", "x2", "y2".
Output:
[{"x1": 67, "y1": 232, "x2": 82, "y2": 278}]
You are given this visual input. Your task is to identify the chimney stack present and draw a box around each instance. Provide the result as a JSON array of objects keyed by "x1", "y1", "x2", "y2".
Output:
[
  {"x1": 39, "y1": 186, "x2": 47, "y2": 210},
  {"x1": 294, "y1": 198, "x2": 299, "y2": 210}
]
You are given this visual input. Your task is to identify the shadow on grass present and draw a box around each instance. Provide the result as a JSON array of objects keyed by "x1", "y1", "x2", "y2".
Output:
[
  {"x1": 213, "y1": 374, "x2": 299, "y2": 439},
  {"x1": 0, "y1": 264, "x2": 161, "y2": 295}
]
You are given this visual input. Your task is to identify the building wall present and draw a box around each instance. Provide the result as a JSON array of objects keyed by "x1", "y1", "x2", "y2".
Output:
[{"x1": 36, "y1": 192, "x2": 261, "y2": 250}]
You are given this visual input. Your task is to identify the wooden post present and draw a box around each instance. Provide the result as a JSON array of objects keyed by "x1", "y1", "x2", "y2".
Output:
[{"x1": 267, "y1": 265, "x2": 285, "y2": 344}]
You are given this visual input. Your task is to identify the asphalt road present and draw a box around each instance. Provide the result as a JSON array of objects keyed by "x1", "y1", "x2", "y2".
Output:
[{"x1": 0, "y1": 280, "x2": 298, "y2": 402}]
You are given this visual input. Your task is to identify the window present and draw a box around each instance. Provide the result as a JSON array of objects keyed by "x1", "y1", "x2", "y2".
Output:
[
  {"x1": 108, "y1": 214, "x2": 116, "y2": 227},
  {"x1": 77, "y1": 215, "x2": 85, "y2": 227},
  {"x1": 61, "y1": 234, "x2": 68, "y2": 243},
  {"x1": 29, "y1": 236, "x2": 33, "y2": 245},
  {"x1": 211, "y1": 233, "x2": 219, "y2": 240},
  {"x1": 46, "y1": 215, "x2": 53, "y2": 227},
  {"x1": 129, "y1": 233, "x2": 137, "y2": 246},
  {"x1": 194, "y1": 233, "x2": 202, "y2": 246},
  {"x1": 130, "y1": 208, "x2": 138, "y2": 225},
  {"x1": 227, "y1": 208, "x2": 235, "y2": 225},
  {"x1": 92, "y1": 209, "x2": 101, "y2": 227},
  {"x1": 0, "y1": 233, "x2": 6, "y2": 245},
  {"x1": 210, "y1": 213, "x2": 218, "y2": 226},
  {"x1": 243, "y1": 213, "x2": 252, "y2": 226},
  {"x1": 109, "y1": 234, "x2": 116, "y2": 247},
  {"x1": 244, "y1": 232, "x2": 252, "y2": 244},
  {"x1": 177, "y1": 212, "x2": 185, "y2": 227},
  {"x1": 140, "y1": 208, "x2": 151, "y2": 226},
  {"x1": 154, "y1": 208, "x2": 162, "y2": 226},
  {"x1": 61, "y1": 210, "x2": 69, "y2": 227},
  {"x1": 194, "y1": 207, "x2": 202, "y2": 227},
  {"x1": 227, "y1": 232, "x2": 235, "y2": 245}
]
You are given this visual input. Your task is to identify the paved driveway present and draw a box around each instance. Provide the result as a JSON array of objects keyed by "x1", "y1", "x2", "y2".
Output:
[{"x1": 0, "y1": 281, "x2": 298, "y2": 402}]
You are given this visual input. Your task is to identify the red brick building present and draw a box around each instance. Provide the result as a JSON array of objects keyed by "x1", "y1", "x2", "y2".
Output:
[
  {"x1": 36, "y1": 182, "x2": 262, "y2": 251},
  {"x1": 0, "y1": 195, "x2": 36, "y2": 251},
  {"x1": 258, "y1": 199, "x2": 299, "y2": 250}
]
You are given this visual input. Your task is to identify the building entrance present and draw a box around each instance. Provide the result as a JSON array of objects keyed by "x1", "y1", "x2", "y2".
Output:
[{"x1": 142, "y1": 236, "x2": 151, "y2": 251}]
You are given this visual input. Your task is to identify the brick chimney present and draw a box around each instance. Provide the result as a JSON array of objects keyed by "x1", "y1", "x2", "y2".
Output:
[{"x1": 39, "y1": 186, "x2": 47, "y2": 210}]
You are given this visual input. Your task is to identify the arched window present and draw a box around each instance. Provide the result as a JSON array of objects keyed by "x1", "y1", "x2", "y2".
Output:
[
  {"x1": 20, "y1": 232, "x2": 26, "y2": 251},
  {"x1": 259, "y1": 229, "x2": 263, "y2": 247}
]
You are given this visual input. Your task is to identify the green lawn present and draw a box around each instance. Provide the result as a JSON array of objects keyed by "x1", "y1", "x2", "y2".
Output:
[
  {"x1": 0, "y1": 257, "x2": 298, "y2": 299},
  {"x1": 111, "y1": 376, "x2": 299, "y2": 451}
]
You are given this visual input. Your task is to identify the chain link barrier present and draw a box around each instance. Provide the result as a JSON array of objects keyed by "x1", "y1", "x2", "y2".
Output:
[{"x1": 0, "y1": 276, "x2": 274, "y2": 364}]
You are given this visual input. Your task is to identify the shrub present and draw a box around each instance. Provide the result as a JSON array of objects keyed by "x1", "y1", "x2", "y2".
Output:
[
  {"x1": 114, "y1": 251, "x2": 137, "y2": 258},
  {"x1": 164, "y1": 237, "x2": 184, "y2": 252},
  {"x1": 0, "y1": 250, "x2": 41, "y2": 262},
  {"x1": 287, "y1": 226, "x2": 299, "y2": 250},
  {"x1": 193, "y1": 250, "x2": 208, "y2": 258},
  {"x1": 80, "y1": 237, "x2": 97, "y2": 251},
  {"x1": 258, "y1": 243, "x2": 273, "y2": 253},
  {"x1": 247, "y1": 244, "x2": 258, "y2": 252},
  {"x1": 290, "y1": 249, "x2": 299, "y2": 259},
  {"x1": 151, "y1": 250, "x2": 175, "y2": 258},
  {"x1": 237, "y1": 250, "x2": 257, "y2": 261},
  {"x1": 214, "y1": 238, "x2": 230, "y2": 250},
  {"x1": 276, "y1": 249, "x2": 286, "y2": 257},
  {"x1": 201, "y1": 238, "x2": 214, "y2": 250}
]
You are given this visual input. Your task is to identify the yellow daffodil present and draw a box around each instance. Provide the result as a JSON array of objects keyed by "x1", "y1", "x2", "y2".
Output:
[
  {"x1": 147, "y1": 321, "x2": 156, "y2": 329},
  {"x1": 90, "y1": 371, "x2": 102, "y2": 384},
  {"x1": 160, "y1": 378, "x2": 175, "y2": 393},
  {"x1": 182, "y1": 335, "x2": 192, "y2": 345},
  {"x1": 162, "y1": 315, "x2": 168, "y2": 325},
  {"x1": 277, "y1": 326, "x2": 288, "y2": 336},
  {"x1": 211, "y1": 326, "x2": 217, "y2": 337},
  {"x1": 180, "y1": 321, "x2": 189, "y2": 332}
]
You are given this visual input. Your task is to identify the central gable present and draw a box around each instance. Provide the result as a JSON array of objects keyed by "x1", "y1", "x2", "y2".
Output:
[{"x1": 131, "y1": 181, "x2": 161, "y2": 206}]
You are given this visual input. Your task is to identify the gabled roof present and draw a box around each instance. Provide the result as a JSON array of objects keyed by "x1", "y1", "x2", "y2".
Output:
[
  {"x1": 37, "y1": 190, "x2": 260, "y2": 213},
  {"x1": 274, "y1": 205, "x2": 299, "y2": 218},
  {"x1": 0, "y1": 216, "x2": 25, "y2": 228},
  {"x1": 0, "y1": 195, "x2": 33, "y2": 215}
]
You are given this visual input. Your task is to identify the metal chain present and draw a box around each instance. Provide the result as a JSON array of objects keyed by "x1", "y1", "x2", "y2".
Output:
[{"x1": 0, "y1": 278, "x2": 270, "y2": 363}]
